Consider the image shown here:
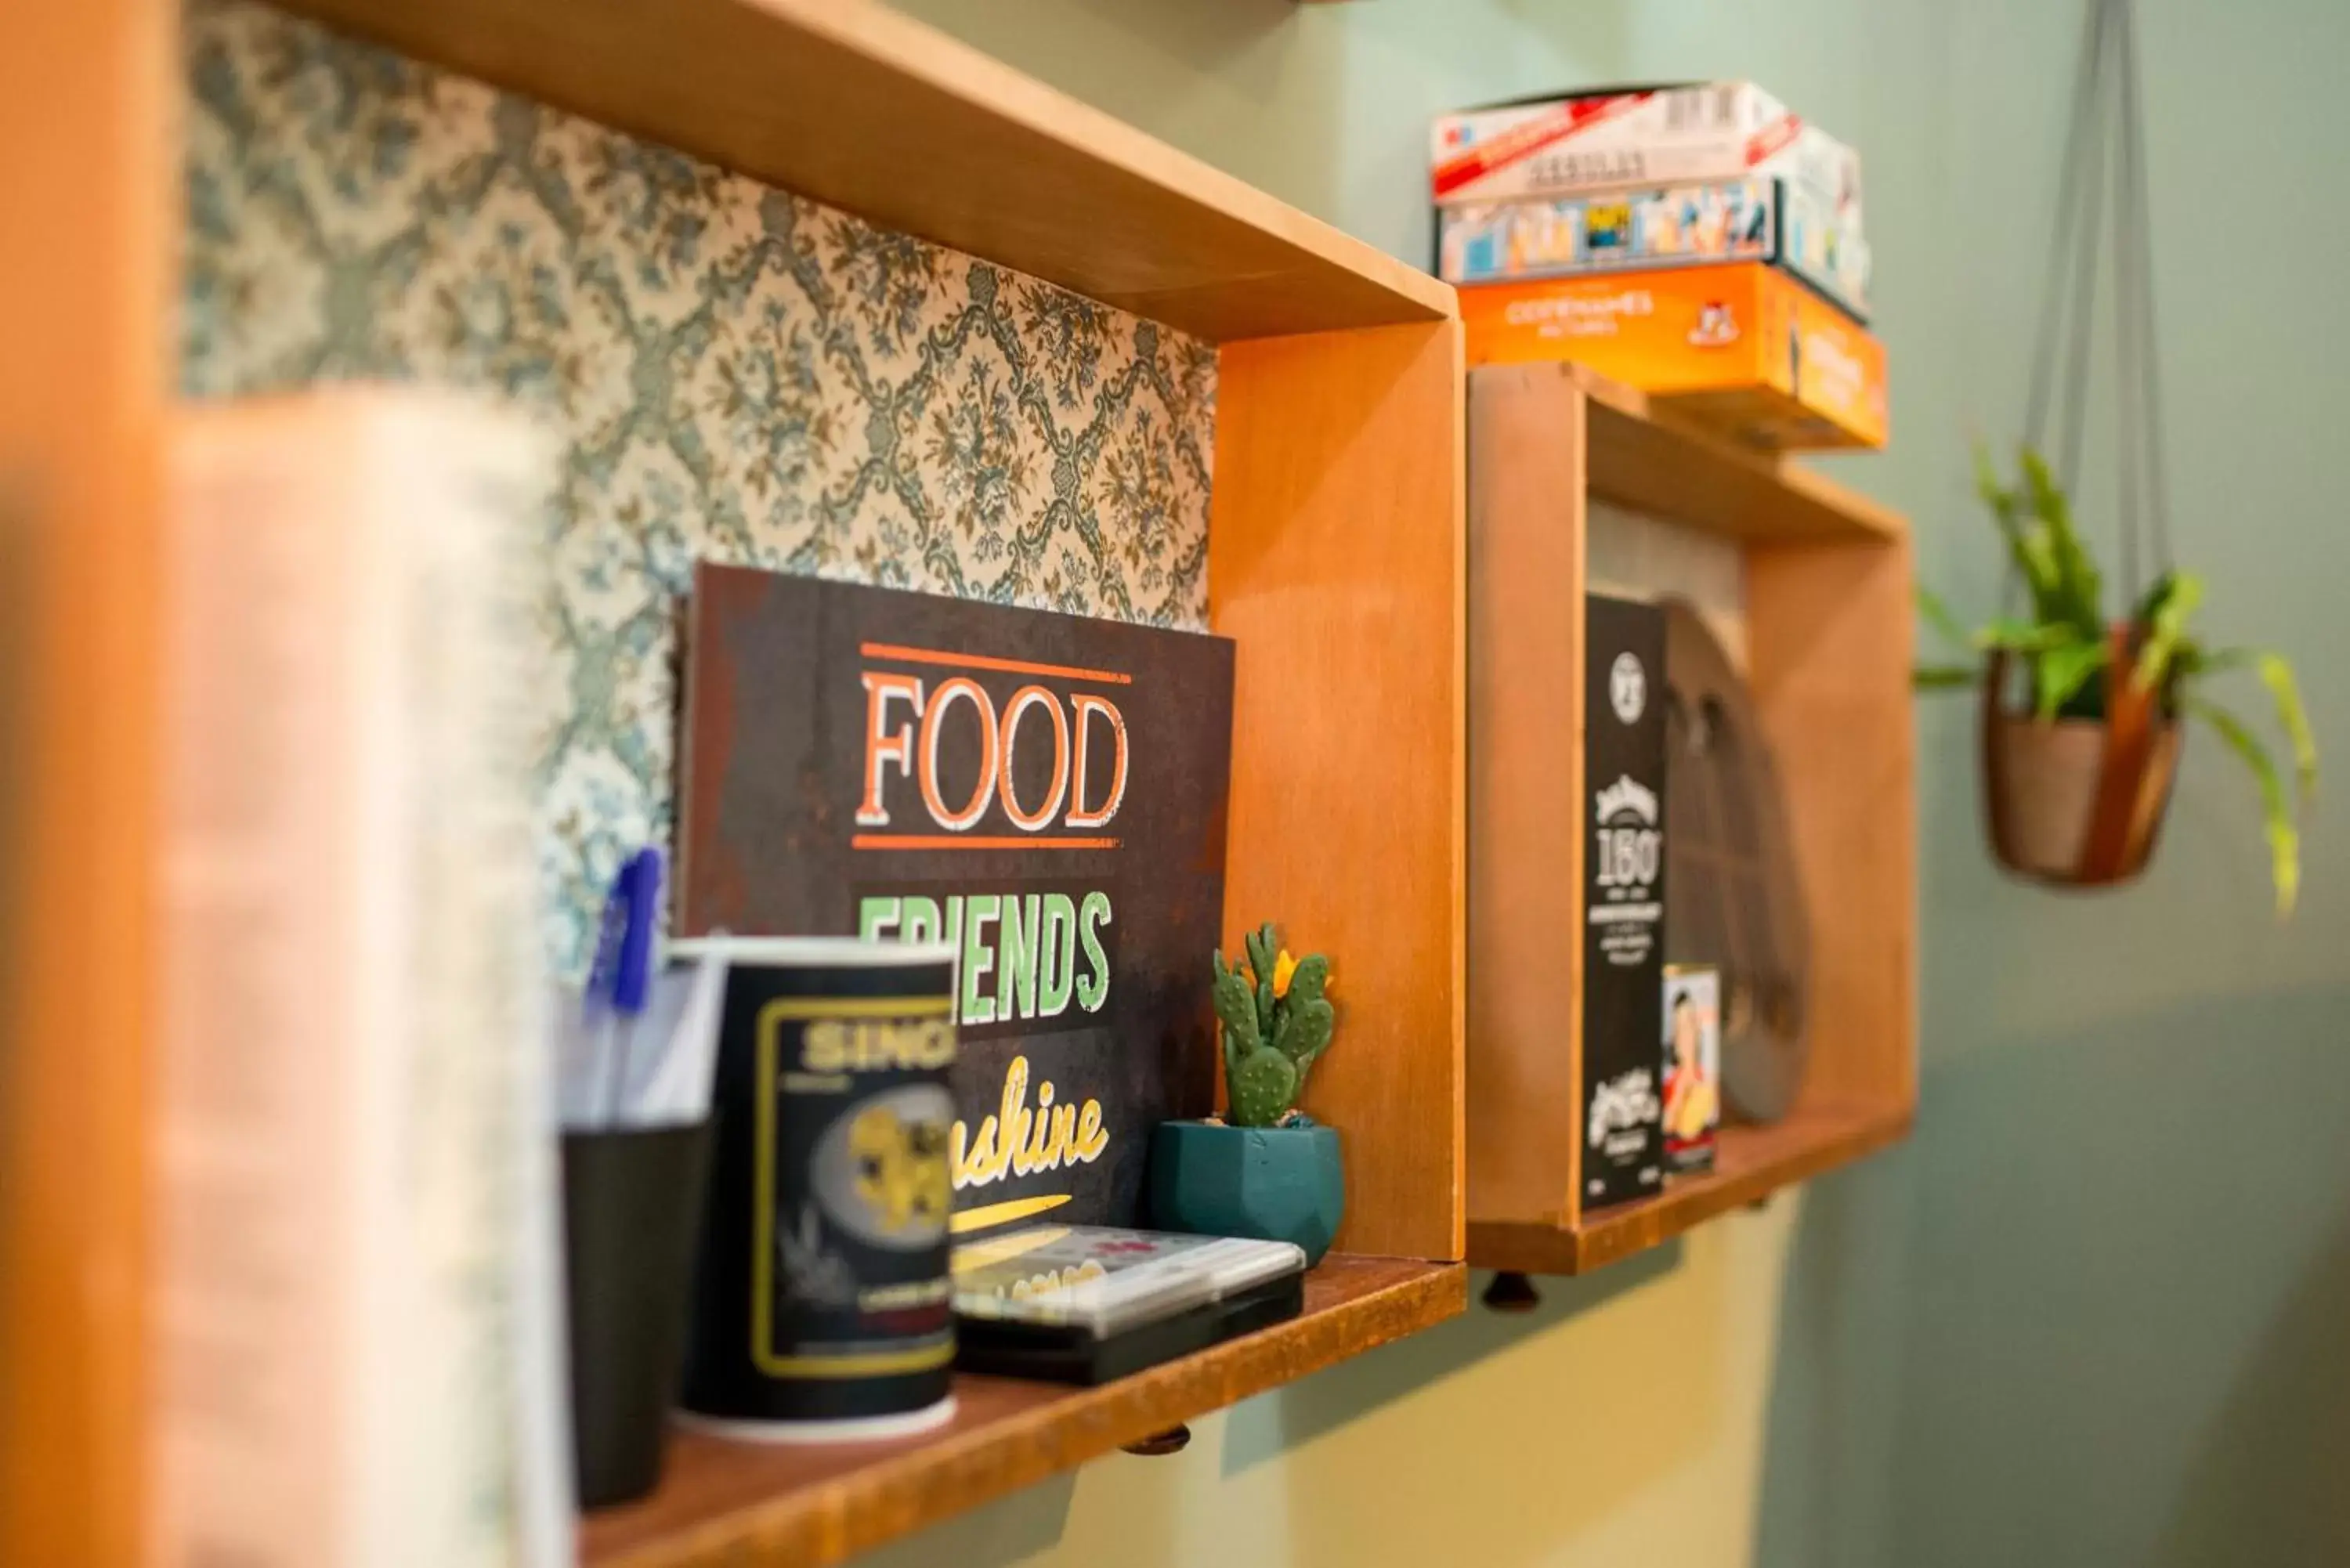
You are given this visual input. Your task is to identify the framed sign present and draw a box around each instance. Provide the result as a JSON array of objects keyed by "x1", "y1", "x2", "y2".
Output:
[{"x1": 678, "y1": 564, "x2": 1235, "y2": 1238}]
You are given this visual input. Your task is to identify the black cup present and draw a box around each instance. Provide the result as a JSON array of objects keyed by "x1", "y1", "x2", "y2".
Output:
[{"x1": 562, "y1": 1121, "x2": 713, "y2": 1508}]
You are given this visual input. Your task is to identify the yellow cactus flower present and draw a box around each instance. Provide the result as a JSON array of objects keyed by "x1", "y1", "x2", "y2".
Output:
[{"x1": 1272, "y1": 948, "x2": 1298, "y2": 998}]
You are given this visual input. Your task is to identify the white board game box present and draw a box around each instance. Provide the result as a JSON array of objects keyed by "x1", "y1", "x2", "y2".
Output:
[
  {"x1": 1437, "y1": 175, "x2": 1871, "y2": 321},
  {"x1": 1431, "y1": 81, "x2": 1864, "y2": 230}
]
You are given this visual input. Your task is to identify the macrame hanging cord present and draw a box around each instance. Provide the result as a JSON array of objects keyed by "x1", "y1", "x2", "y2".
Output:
[
  {"x1": 2022, "y1": 0, "x2": 2173, "y2": 607},
  {"x1": 1979, "y1": 0, "x2": 2185, "y2": 890}
]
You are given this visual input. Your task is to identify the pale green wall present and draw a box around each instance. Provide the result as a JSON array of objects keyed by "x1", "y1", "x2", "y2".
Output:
[{"x1": 872, "y1": 2, "x2": 2350, "y2": 1565}]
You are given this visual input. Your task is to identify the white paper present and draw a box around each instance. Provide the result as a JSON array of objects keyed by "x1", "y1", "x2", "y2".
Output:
[{"x1": 555, "y1": 955, "x2": 726, "y2": 1130}]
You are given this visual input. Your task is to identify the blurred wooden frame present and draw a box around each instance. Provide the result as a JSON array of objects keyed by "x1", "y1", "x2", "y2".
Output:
[{"x1": 0, "y1": 2, "x2": 172, "y2": 1566}]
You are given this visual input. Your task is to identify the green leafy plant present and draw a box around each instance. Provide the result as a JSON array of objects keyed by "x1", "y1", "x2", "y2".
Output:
[
  {"x1": 1210, "y1": 923, "x2": 1334, "y2": 1127},
  {"x1": 1919, "y1": 443, "x2": 2317, "y2": 913}
]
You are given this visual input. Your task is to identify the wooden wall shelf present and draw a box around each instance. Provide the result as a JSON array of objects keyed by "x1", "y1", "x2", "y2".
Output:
[
  {"x1": 1469, "y1": 1102, "x2": 1911, "y2": 1275},
  {"x1": 1465, "y1": 361, "x2": 1915, "y2": 1277},
  {"x1": 254, "y1": 0, "x2": 1471, "y2": 1269},
  {"x1": 1578, "y1": 372, "x2": 1906, "y2": 544},
  {"x1": 251, "y1": 0, "x2": 1472, "y2": 1273},
  {"x1": 7, "y1": 3, "x2": 1466, "y2": 1564},
  {"x1": 585, "y1": 1257, "x2": 1465, "y2": 1568},
  {"x1": 269, "y1": 0, "x2": 1450, "y2": 341}
]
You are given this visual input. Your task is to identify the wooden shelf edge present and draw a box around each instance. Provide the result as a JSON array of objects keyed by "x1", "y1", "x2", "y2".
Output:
[
  {"x1": 584, "y1": 1255, "x2": 1466, "y2": 1568},
  {"x1": 1466, "y1": 1100, "x2": 1912, "y2": 1277},
  {"x1": 269, "y1": 0, "x2": 1455, "y2": 341},
  {"x1": 1559, "y1": 363, "x2": 1907, "y2": 546}
]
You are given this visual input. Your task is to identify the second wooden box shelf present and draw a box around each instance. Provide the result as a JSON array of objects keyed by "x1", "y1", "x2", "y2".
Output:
[{"x1": 1466, "y1": 362, "x2": 1917, "y2": 1277}]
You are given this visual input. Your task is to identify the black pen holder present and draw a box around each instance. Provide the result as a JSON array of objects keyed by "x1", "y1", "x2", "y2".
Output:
[{"x1": 562, "y1": 1121, "x2": 713, "y2": 1509}]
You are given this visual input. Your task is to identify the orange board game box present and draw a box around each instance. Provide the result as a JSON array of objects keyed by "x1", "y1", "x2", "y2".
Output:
[{"x1": 1459, "y1": 262, "x2": 1888, "y2": 450}]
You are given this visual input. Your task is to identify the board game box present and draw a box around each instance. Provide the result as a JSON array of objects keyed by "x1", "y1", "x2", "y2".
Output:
[
  {"x1": 1432, "y1": 81, "x2": 1864, "y2": 224},
  {"x1": 1438, "y1": 175, "x2": 1870, "y2": 322},
  {"x1": 1459, "y1": 262, "x2": 1888, "y2": 450}
]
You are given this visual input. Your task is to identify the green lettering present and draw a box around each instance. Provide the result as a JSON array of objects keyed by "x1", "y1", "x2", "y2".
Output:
[
  {"x1": 858, "y1": 896, "x2": 902, "y2": 941},
  {"x1": 998, "y1": 894, "x2": 1041, "y2": 1021},
  {"x1": 1076, "y1": 891, "x2": 1112, "y2": 1013},
  {"x1": 899, "y1": 895, "x2": 942, "y2": 946},
  {"x1": 960, "y1": 895, "x2": 999, "y2": 1024},
  {"x1": 1039, "y1": 893, "x2": 1077, "y2": 1017}
]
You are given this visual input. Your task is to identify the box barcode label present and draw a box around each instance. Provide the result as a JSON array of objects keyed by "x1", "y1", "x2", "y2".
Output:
[{"x1": 1664, "y1": 85, "x2": 1740, "y2": 132}]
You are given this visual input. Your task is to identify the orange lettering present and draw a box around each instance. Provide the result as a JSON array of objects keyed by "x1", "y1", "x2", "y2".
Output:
[
  {"x1": 1067, "y1": 693, "x2": 1129, "y2": 829},
  {"x1": 857, "y1": 671, "x2": 924, "y2": 826},
  {"x1": 997, "y1": 685, "x2": 1071, "y2": 832},
  {"x1": 919, "y1": 677, "x2": 999, "y2": 831}
]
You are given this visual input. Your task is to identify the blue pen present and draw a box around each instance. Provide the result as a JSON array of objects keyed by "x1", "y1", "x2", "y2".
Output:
[
  {"x1": 588, "y1": 847, "x2": 663, "y2": 1124},
  {"x1": 612, "y1": 847, "x2": 660, "y2": 1017}
]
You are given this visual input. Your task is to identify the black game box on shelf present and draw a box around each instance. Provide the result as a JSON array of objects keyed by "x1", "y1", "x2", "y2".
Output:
[
  {"x1": 1583, "y1": 594, "x2": 1668, "y2": 1211},
  {"x1": 951, "y1": 1226, "x2": 1306, "y2": 1386}
]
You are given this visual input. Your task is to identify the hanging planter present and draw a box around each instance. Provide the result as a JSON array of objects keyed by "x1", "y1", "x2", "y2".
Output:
[
  {"x1": 1917, "y1": 0, "x2": 2316, "y2": 912},
  {"x1": 1979, "y1": 632, "x2": 2179, "y2": 885}
]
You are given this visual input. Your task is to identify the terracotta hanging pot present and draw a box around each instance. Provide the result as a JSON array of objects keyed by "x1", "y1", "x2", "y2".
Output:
[{"x1": 1979, "y1": 627, "x2": 2182, "y2": 887}]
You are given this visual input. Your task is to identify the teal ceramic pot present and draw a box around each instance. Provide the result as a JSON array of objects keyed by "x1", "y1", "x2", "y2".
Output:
[{"x1": 1148, "y1": 1119, "x2": 1345, "y2": 1265}]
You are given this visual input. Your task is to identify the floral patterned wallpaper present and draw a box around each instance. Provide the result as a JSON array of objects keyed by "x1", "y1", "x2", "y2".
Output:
[{"x1": 180, "y1": 0, "x2": 1218, "y2": 977}]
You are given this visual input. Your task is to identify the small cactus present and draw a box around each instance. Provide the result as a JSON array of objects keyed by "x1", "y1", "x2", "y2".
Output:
[
  {"x1": 1211, "y1": 952, "x2": 1259, "y2": 1057},
  {"x1": 1274, "y1": 995, "x2": 1334, "y2": 1079},
  {"x1": 1243, "y1": 924, "x2": 1278, "y2": 990},
  {"x1": 1227, "y1": 1045, "x2": 1299, "y2": 1129},
  {"x1": 1212, "y1": 923, "x2": 1336, "y2": 1128},
  {"x1": 1284, "y1": 953, "x2": 1330, "y2": 1010}
]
